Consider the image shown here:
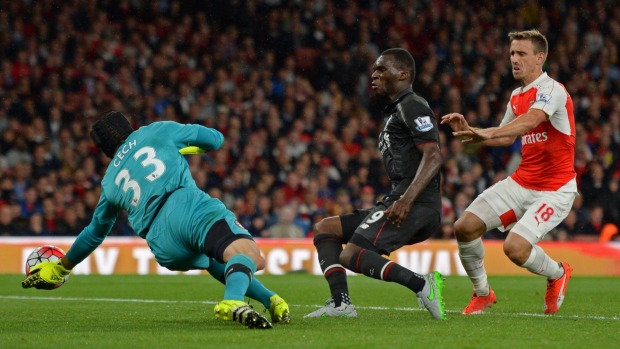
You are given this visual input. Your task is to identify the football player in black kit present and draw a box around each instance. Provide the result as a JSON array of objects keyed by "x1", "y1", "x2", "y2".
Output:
[{"x1": 305, "y1": 48, "x2": 446, "y2": 320}]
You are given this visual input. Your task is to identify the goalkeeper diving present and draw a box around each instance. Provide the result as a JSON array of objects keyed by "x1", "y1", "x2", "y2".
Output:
[{"x1": 22, "y1": 111, "x2": 290, "y2": 329}]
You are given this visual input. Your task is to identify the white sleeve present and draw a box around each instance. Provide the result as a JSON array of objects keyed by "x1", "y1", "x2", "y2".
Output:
[
  {"x1": 499, "y1": 99, "x2": 516, "y2": 127},
  {"x1": 530, "y1": 80, "x2": 567, "y2": 119}
]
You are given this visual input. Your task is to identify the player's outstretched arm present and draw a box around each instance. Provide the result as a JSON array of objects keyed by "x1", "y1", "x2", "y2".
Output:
[
  {"x1": 440, "y1": 113, "x2": 469, "y2": 131},
  {"x1": 22, "y1": 260, "x2": 71, "y2": 289}
]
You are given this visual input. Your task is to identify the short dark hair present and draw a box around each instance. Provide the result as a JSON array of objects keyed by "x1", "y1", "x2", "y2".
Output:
[{"x1": 381, "y1": 48, "x2": 416, "y2": 83}]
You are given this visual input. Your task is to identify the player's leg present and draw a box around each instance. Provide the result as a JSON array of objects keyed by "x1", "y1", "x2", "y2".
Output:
[
  {"x1": 505, "y1": 231, "x2": 569, "y2": 283},
  {"x1": 506, "y1": 189, "x2": 576, "y2": 314},
  {"x1": 454, "y1": 210, "x2": 490, "y2": 293},
  {"x1": 455, "y1": 200, "x2": 502, "y2": 314},
  {"x1": 304, "y1": 211, "x2": 364, "y2": 318},
  {"x1": 206, "y1": 217, "x2": 273, "y2": 329},
  {"x1": 147, "y1": 191, "x2": 272, "y2": 328},
  {"x1": 207, "y1": 259, "x2": 290, "y2": 323},
  {"x1": 456, "y1": 177, "x2": 533, "y2": 314},
  {"x1": 341, "y1": 204, "x2": 445, "y2": 319}
]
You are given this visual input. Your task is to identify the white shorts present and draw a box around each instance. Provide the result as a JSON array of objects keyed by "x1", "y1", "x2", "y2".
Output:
[{"x1": 466, "y1": 177, "x2": 577, "y2": 244}]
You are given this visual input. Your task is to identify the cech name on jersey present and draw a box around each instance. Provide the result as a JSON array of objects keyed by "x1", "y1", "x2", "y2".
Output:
[{"x1": 113, "y1": 139, "x2": 138, "y2": 167}]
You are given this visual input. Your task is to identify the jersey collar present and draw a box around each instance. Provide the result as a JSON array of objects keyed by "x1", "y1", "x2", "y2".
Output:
[
  {"x1": 384, "y1": 87, "x2": 414, "y2": 113},
  {"x1": 520, "y1": 72, "x2": 548, "y2": 92}
]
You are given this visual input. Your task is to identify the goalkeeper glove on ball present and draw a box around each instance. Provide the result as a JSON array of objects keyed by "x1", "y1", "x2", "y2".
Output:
[{"x1": 22, "y1": 260, "x2": 71, "y2": 290}]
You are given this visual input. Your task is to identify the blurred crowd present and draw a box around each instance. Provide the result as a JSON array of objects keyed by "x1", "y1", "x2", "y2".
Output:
[{"x1": 0, "y1": 0, "x2": 619, "y2": 242}]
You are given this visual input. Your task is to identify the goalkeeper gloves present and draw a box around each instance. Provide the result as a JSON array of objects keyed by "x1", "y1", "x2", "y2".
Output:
[
  {"x1": 22, "y1": 259, "x2": 71, "y2": 290},
  {"x1": 179, "y1": 146, "x2": 207, "y2": 155}
]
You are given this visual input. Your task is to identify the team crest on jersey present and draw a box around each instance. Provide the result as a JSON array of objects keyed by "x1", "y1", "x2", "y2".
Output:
[{"x1": 414, "y1": 116, "x2": 434, "y2": 132}]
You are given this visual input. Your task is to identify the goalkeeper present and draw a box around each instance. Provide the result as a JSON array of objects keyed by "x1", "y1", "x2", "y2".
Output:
[{"x1": 21, "y1": 111, "x2": 289, "y2": 329}]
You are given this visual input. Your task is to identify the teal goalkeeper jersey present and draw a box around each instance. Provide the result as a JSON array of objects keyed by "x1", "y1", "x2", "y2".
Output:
[{"x1": 65, "y1": 121, "x2": 224, "y2": 265}]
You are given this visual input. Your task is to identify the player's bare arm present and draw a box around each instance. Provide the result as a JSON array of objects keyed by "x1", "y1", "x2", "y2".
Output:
[
  {"x1": 442, "y1": 113, "x2": 512, "y2": 146},
  {"x1": 453, "y1": 127, "x2": 515, "y2": 146},
  {"x1": 447, "y1": 109, "x2": 547, "y2": 146},
  {"x1": 440, "y1": 113, "x2": 499, "y2": 144},
  {"x1": 385, "y1": 142, "x2": 442, "y2": 227}
]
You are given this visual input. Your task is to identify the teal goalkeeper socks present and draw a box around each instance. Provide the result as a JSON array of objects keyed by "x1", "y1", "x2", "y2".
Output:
[
  {"x1": 222, "y1": 254, "x2": 256, "y2": 301},
  {"x1": 208, "y1": 258, "x2": 275, "y2": 306}
]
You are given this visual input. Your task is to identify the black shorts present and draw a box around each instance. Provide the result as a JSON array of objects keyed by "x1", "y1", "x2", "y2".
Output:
[
  {"x1": 204, "y1": 219, "x2": 254, "y2": 263},
  {"x1": 341, "y1": 198, "x2": 440, "y2": 255}
]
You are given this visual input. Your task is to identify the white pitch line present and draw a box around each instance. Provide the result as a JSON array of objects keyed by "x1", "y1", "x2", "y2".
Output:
[
  {"x1": 1, "y1": 295, "x2": 217, "y2": 304},
  {"x1": 2, "y1": 295, "x2": 618, "y2": 321}
]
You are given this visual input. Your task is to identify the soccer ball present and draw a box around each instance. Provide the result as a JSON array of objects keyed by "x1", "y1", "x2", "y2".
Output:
[{"x1": 25, "y1": 245, "x2": 69, "y2": 289}]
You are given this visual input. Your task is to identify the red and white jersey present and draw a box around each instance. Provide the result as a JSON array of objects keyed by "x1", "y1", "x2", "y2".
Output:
[{"x1": 500, "y1": 72, "x2": 576, "y2": 192}]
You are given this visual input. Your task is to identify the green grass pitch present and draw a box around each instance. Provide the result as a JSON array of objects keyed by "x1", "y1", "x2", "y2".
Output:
[{"x1": 1, "y1": 273, "x2": 618, "y2": 349}]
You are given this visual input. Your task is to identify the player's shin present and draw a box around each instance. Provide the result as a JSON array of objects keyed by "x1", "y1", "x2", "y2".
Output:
[
  {"x1": 522, "y1": 244, "x2": 562, "y2": 279},
  {"x1": 458, "y1": 238, "x2": 490, "y2": 295},
  {"x1": 347, "y1": 248, "x2": 425, "y2": 292},
  {"x1": 208, "y1": 260, "x2": 275, "y2": 307},
  {"x1": 223, "y1": 254, "x2": 256, "y2": 301},
  {"x1": 314, "y1": 233, "x2": 349, "y2": 306}
]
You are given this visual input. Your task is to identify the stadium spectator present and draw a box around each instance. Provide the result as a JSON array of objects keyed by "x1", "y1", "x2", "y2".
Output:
[
  {"x1": 579, "y1": 161, "x2": 608, "y2": 207},
  {"x1": 550, "y1": 209, "x2": 579, "y2": 242},
  {"x1": 356, "y1": 185, "x2": 376, "y2": 210},
  {"x1": 306, "y1": 48, "x2": 445, "y2": 320},
  {"x1": 441, "y1": 30, "x2": 575, "y2": 315},
  {"x1": 0, "y1": 204, "x2": 19, "y2": 236},
  {"x1": 438, "y1": 222, "x2": 456, "y2": 240},
  {"x1": 54, "y1": 204, "x2": 85, "y2": 236},
  {"x1": 0, "y1": 0, "x2": 617, "y2": 243},
  {"x1": 267, "y1": 204, "x2": 305, "y2": 239},
  {"x1": 40, "y1": 197, "x2": 59, "y2": 234},
  {"x1": 25, "y1": 212, "x2": 51, "y2": 236},
  {"x1": 18, "y1": 186, "x2": 42, "y2": 219},
  {"x1": 570, "y1": 194, "x2": 592, "y2": 235},
  {"x1": 579, "y1": 204, "x2": 606, "y2": 239},
  {"x1": 600, "y1": 177, "x2": 620, "y2": 227}
]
